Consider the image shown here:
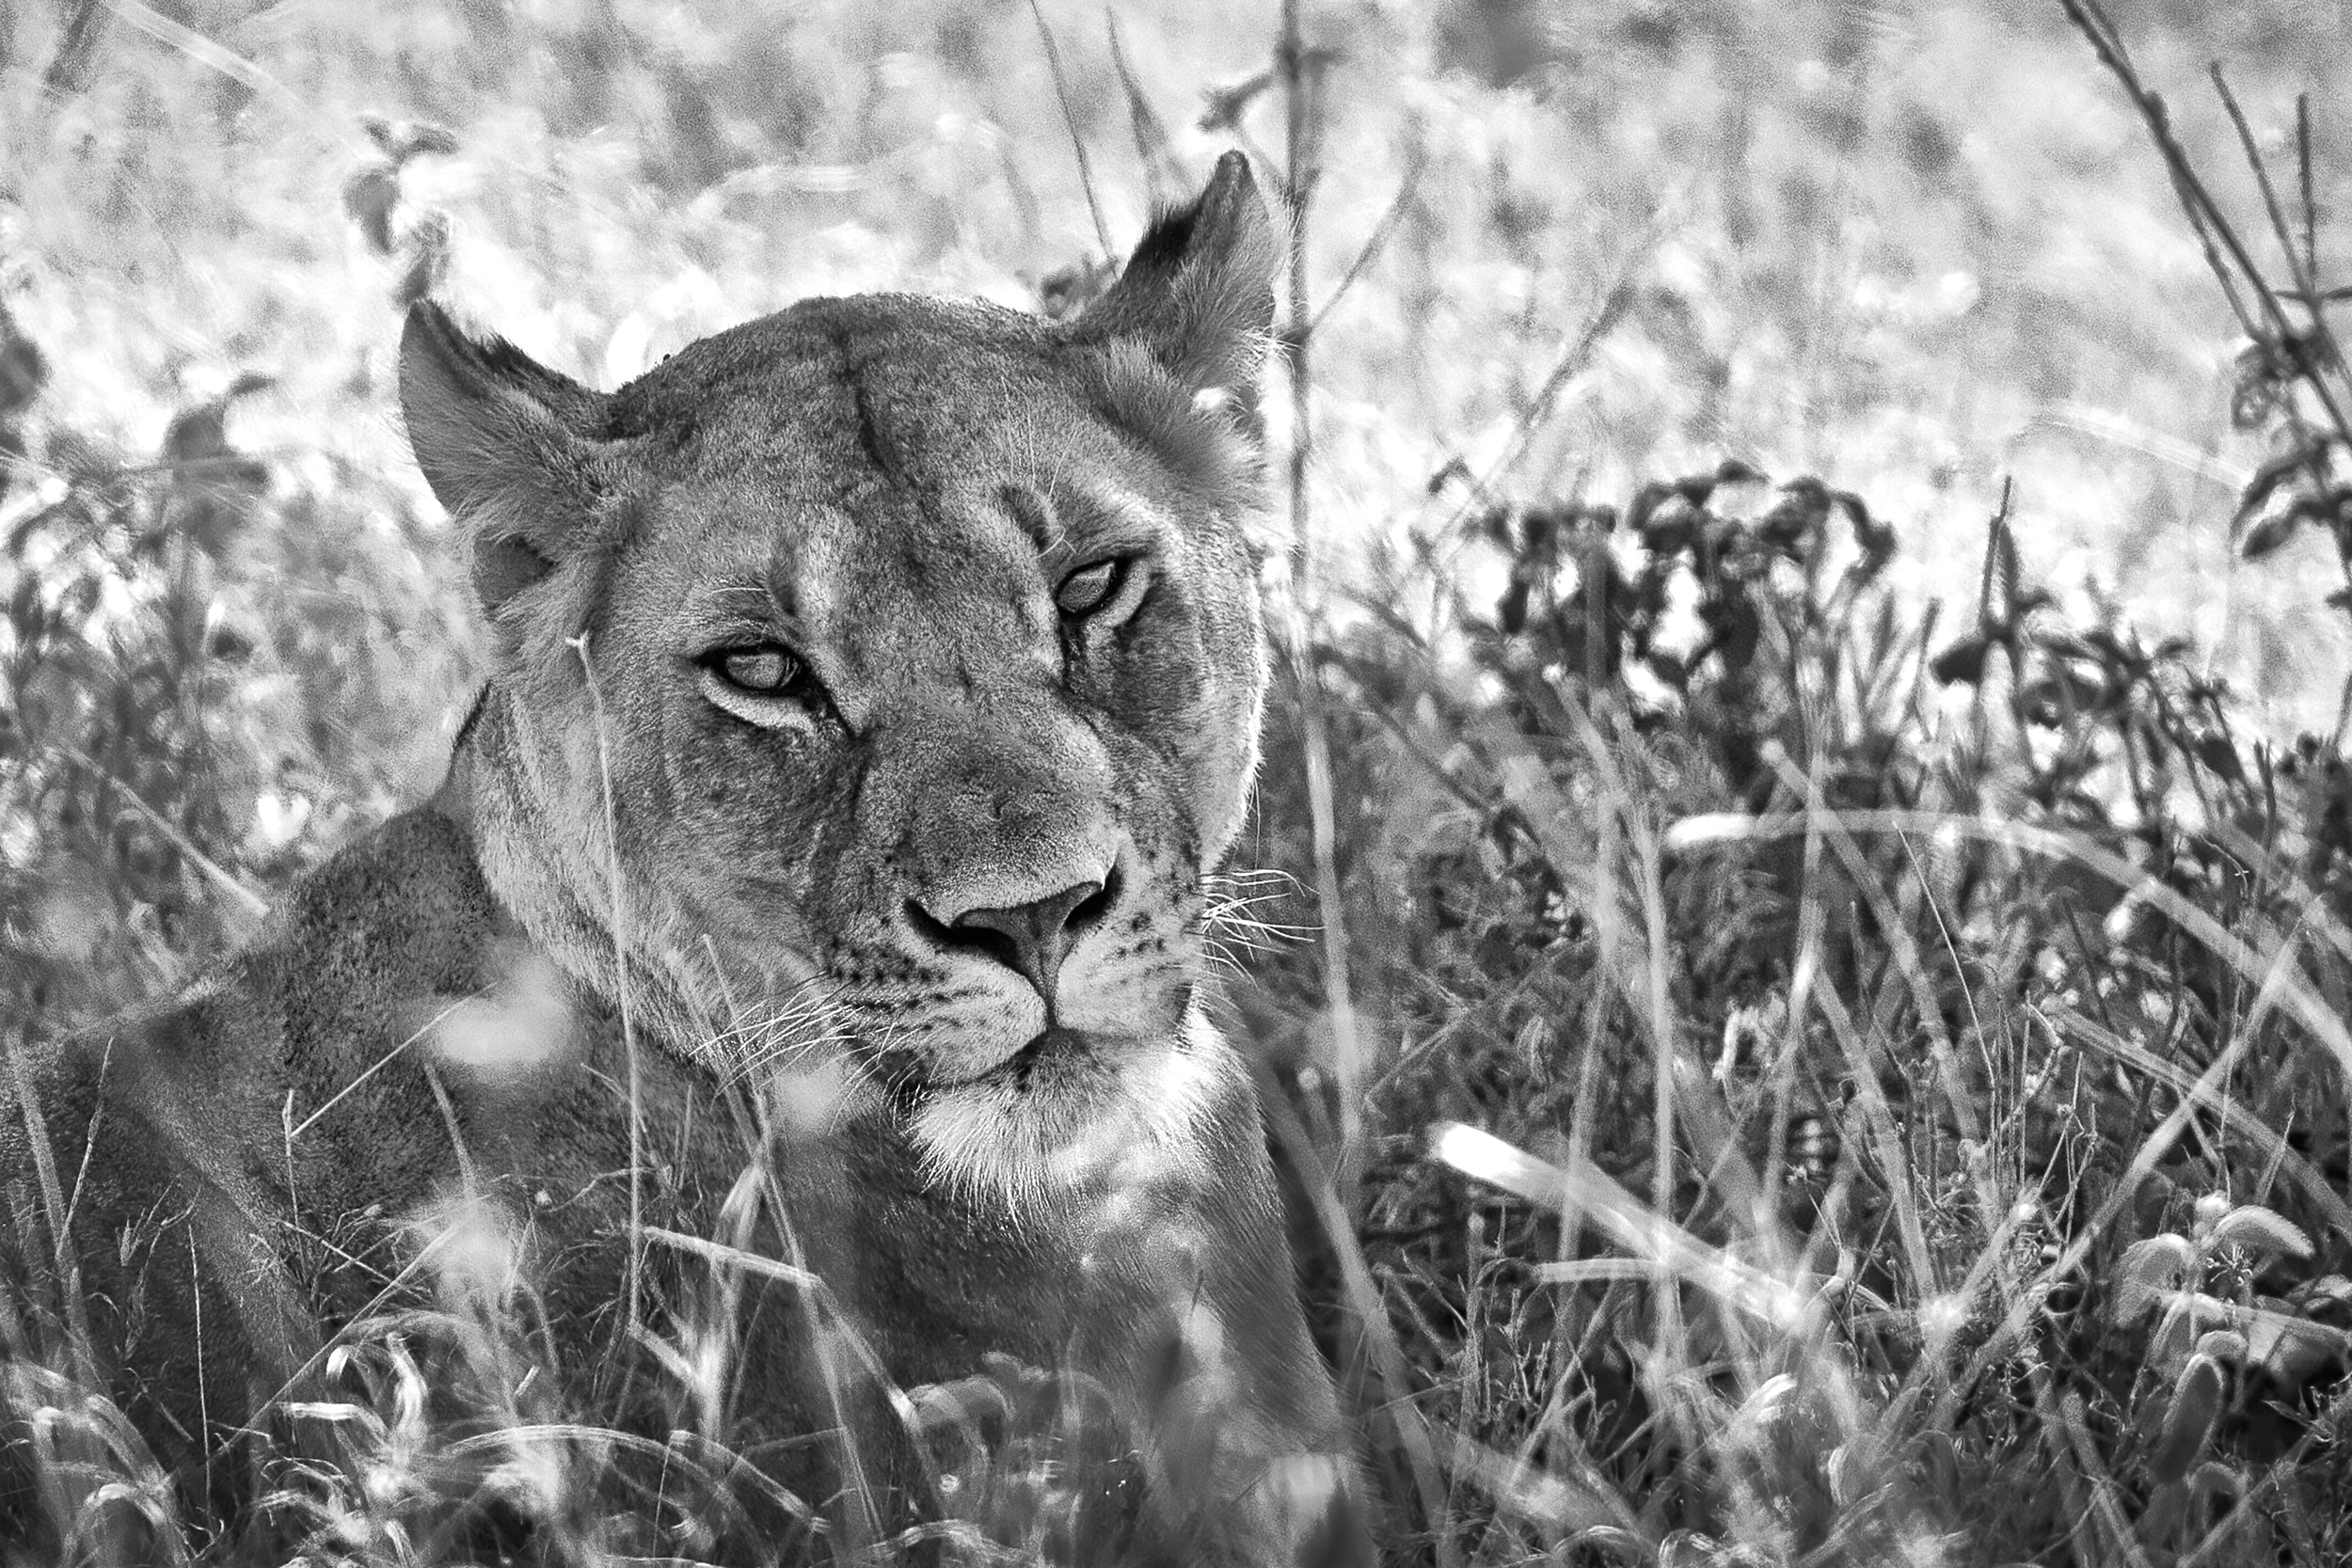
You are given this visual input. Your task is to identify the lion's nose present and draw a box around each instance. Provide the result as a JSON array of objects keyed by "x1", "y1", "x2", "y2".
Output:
[{"x1": 912, "y1": 873, "x2": 1117, "y2": 1007}]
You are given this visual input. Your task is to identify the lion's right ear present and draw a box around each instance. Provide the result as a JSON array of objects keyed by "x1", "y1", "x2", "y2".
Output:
[
  {"x1": 1074, "y1": 150, "x2": 1279, "y2": 403},
  {"x1": 399, "y1": 303, "x2": 613, "y2": 612}
]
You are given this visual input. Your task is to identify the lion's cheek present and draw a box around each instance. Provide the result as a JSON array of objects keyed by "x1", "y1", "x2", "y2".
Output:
[
  {"x1": 1101, "y1": 609, "x2": 1261, "y2": 867},
  {"x1": 637, "y1": 750, "x2": 848, "y2": 951}
]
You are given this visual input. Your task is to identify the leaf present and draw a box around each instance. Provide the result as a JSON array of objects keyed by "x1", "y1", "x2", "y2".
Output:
[
  {"x1": 0, "y1": 312, "x2": 45, "y2": 417},
  {"x1": 2185, "y1": 1460, "x2": 2245, "y2": 1503},
  {"x1": 2148, "y1": 1292, "x2": 2221, "y2": 1368},
  {"x1": 2234, "y1": 443, "x2": 2312, "y2": 524},
  {"x1": 1757, "y1": 477, "x2": 1831, "y2": 554},
  {"x1": 2138, "y1": 1477, "x2": 2189, "y2": 1541},
  {"x1": 2209, "y1": 1205, "x2": 2312, "y2": 1261},
  {"x1": 1930, "y1": 633, "x2": 1990, "y2": 687},
  {"x1": 2248, "y1": 1313, "x2": 2344, "y2": 1386},
  {"x1": 1625, "y1": 480, "x2": 1675, "y2": 539},
  {"x1": 2191, "y1": 731, "x2": 2245, "y2": 784},
  {"x1": 396, "y1": 121, "x2": 460, "y2": 161},
  {"x1": 2237, "y1": 500, "x2": 2303, "y2": 561},
  {"x1": 1711, "y1": 592, "x2": 1760, "y2": 673},
  {"x1": 2114, "y1": 1234, "x2": 2195, "y2": 1321},
  {"x1": 342, "y1": 165, "x2": 399, "y2": 254},
  {"x1": 1834, "y1": 489, "x2": 1898, "y2": 570},
  {"x1": 1638, "y1": 495, "x2": 1705, "y2": 556},
  {"x1": 2150, "y1": 1354, "x2": 2226, "y2": 1485},
  {"x1": 2296, "y1": 1274, "x2": 2352, "y2": 1311}
]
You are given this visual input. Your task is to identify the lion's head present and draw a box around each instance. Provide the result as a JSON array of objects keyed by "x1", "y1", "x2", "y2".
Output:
[{"x1": 398, "y1": 155, "x2": 1279, "y2": 1206}]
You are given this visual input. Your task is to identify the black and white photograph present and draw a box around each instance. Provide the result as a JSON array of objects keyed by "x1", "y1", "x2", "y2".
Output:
[{"x1": 3, "y1": 2, "x2": 2351, "y2": 1562}]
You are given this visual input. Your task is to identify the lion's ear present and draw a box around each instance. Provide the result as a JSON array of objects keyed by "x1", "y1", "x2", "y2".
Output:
[
  {"x1": 1076, "y1": 150, "x2": 1279, "y2": 401},
  {"x1": 399, "y1": 302, "x2": 614, "y2": 613}
]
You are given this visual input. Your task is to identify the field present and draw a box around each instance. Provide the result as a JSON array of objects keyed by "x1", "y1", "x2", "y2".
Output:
[{"x1": 8, "y1": 0, "x2": 2352, "y2": 1561}]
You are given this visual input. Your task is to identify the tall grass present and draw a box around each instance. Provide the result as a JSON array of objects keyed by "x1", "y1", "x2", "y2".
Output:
[
  {"x1": 1240, "y1": 452, "x2": 2352, "y2": 1562},
  {"x1": 8, "y1": 1, "x2": 2352, "y2": 1563}
]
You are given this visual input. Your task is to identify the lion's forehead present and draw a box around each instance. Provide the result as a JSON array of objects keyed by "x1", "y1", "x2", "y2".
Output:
[{"x1": 614, "y1": 297, "x2": 1075, "y2": 454}]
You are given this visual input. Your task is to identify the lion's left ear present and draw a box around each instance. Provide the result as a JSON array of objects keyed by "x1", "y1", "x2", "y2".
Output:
[
  {"x1": 399, "y1": 302, "x2": 619, "y2": 618},
  {"x1": 1073, "y1": 150, "x2": 1279, "y2": 402}
]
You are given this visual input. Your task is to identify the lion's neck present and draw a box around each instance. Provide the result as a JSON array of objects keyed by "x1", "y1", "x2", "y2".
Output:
[{"x1": 434, "y1": 694, "x2": 718, "y2": 1058}]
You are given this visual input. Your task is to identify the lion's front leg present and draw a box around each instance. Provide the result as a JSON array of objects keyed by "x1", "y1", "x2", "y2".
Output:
[{"x1": 1057, "y1": 1041, "x2": 1375, "y2": 1568}]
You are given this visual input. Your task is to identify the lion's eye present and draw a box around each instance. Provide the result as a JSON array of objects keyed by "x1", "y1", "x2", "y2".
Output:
[
  {"x1": 713, "y1": 644, "x2": 805, "y2": 696},
  {"x1": 1055, "y1": 559, "x2": 1125, "y2": 617},
  {"x1": 696, "y1": 641, "x2": 835, "y2": 731}
]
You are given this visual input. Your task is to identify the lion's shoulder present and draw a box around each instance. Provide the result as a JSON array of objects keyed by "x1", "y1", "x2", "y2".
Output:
[
  {"x1": 44, "y1": 804, "x2": 501, "y2": 1157},
  {"x1": 259, "y1": 801, "x2": 497, "y2": 997}
]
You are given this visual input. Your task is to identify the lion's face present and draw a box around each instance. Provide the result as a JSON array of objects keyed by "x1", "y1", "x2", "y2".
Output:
[{"x1": 401, "y1": 159, "x2": 1279, "y2": 1201}]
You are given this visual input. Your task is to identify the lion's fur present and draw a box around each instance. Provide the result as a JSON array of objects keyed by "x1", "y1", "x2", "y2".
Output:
[{"x1": 1, "y1": 154, "x2": 1370, "y2": 1563}]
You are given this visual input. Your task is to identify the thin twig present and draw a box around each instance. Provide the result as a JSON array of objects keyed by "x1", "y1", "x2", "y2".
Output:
[
  {"x1": 189, "y1": 1226, "x2": 210, "y2": 1454},
  {"x1": 285, "y1": 992, "x2": 473, "y2": 1140},
  {"x1": 1308, "y1": 154, "x2": 1424, "y2": 336},
  {"x1": 2061, "y1": 0, "x2": 2352, "y2": 447},
  {"x1": 1268, "y1": 4, "x2": 1448, "y2": 1557},
  {"x1": 2210, "y1": 66, "x2": 2323, "y2": 318},
  {"x1": 1273, "y1": 0, "x2": 1362, "y2": 1186},
  {"x1": 568, "y1": 636, "x2": 645, "y2": 1366},
  {"x1": 2298, "y1": 94, "x2": 2319, "y2": 296},
  {"x1": 1104, "y1": 13, "x2": 1183, "y2": 209},
  {"x1": 1027, "y1": 0, "x2": 1111, "y2": 258},
  {"x1": 2061, "y1": 1, "x2": 2258, "y2": 334}
]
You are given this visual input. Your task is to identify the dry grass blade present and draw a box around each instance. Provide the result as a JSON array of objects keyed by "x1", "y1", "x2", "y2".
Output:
[
  {"x1": 1444, "y1": 1433, "x2": 1638, "y2": 1541},
  {"x1": 1026, "y1": 0, "x2": 1111, "y2": 258},
  {"x1": 2058, "y1": 1005, "x2": 2352, "y2": 1239},
  {"x1": 639, "y1": 1225, "x2": 821, "y2": 1292},
  {"x1": 569, "y1": 634, "x2": 646, "y2": 1369},
  {"x1": 1270, "y1": 0, "x2": 1368, "y2": 1199},
  {"x1": 99, "y1": 0, "x2": 325, "y2": 134},
  {"x1": 1104, "y1": 13, "x2": 1184, "y2": 208},
  {"x1": 1666, "y1": 807, "x2": 2352, "y2": 1074},
  {"x1": 1253, "y1": 1055, "x2": 1459, "y2": 1568},
  {"x1": 1429, "y1": 1122, "x2": 1806, "y2": 1329}
]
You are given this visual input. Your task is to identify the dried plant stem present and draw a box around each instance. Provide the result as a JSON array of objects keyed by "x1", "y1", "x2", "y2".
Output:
[
  {"x1": 2212, "y1": 66, "x2": 2323, "y2": 319},
  {"x1": 1273, "y1": 0, "x2": 1361, "y2": 1181},
  {"x1": 2298, "y1": 95, "x2": 2319, "y2": 293},
  {"x1": 1256, "y1": 1058, "x2": 1461, "y2": 1565},
  {"x1": 1027, "y1": 0, "x2": 1111, "y2": 258},
  {"x1": 6, "y1": 1032, "x2": 97, "y2": 1378},
  {"x1": 2060, "y1": 0, "x2": 2352, "y2": 447},
  {"x1": 1267, "y1": 8, "x2": 1458, "y2": 1557},
  {"x1": 570, "y1": 636, "x2": 645, "y2": 1369},
  {"x1": 1104, "y1": 14, "x2": 1183, "y2": 208}
]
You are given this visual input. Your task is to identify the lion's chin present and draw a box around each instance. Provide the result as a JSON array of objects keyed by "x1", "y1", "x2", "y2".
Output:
[{"x1": 906, "y1": 1019, "x2": 1229, "y2": 1218}]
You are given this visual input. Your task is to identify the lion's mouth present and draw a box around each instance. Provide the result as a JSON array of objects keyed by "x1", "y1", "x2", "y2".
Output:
[
  {"x1": 880, "y1": 983, "x2": 1196, "y2": 1103},
  {"x1": 994, "y1": 1024, "x2": 1095, "y2": 1088}
]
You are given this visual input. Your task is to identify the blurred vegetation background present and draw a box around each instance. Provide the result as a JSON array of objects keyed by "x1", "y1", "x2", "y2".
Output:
[{"x1": 12, "y1": 0, "x2": 2352, "y2": 1563}]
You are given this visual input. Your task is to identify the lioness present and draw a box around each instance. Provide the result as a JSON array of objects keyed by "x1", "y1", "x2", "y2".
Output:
[{"x1": 2, "y1": 153, "x2": 1370, "y2": 1565}]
